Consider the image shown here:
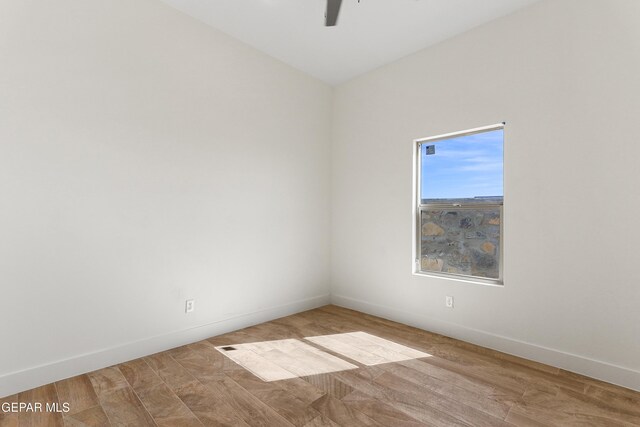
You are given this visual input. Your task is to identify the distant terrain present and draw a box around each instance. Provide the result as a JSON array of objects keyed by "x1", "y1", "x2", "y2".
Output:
[{"x1": 421, "y1": 196, "x2": 503, "y2": 205}]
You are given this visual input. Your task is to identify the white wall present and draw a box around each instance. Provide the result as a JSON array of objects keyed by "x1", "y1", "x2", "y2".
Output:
[
  {"x1": 331, "y1": 0, "x2": 640, "y2": 390},
  {"x1": 2, "y1": 0, "x2": 639, "y2": 398},
  {"x1": 0, "y1": 0, "x2": 331, "y2": 396}
]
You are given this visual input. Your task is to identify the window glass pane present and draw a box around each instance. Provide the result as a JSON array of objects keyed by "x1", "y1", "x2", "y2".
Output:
[
  {"x1": 420, "y1": 207, "x2": 500, "y2": 279},
  {"x1": 420, "y1": 129, "x2": 503, "y2": 204}
]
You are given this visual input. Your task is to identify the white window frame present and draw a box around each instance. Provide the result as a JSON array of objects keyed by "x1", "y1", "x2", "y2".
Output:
[{"x1": 412, "y1": 123, "x2": 504, "y2": 286}]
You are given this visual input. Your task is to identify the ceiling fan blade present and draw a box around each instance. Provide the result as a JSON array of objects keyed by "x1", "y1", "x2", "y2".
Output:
[{"x1": 325, "y1": 0, "x2": 342, "y2": 26}]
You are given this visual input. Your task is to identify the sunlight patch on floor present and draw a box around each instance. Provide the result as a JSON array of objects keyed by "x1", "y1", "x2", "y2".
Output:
[
  {"x1": 214, "y1": 338, "x2": 358, "y2": 381},
  {"x1": 305, "y1": 331, "x2": 431, "y2": 366}
]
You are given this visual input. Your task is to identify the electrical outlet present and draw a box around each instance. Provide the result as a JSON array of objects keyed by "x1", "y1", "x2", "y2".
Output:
[
  {"x1": 185, "y1": 299, "x2": 195, "y2": 313},
  {"x1": 445, "y1": 296, "x2": 454, "y2": 308}
]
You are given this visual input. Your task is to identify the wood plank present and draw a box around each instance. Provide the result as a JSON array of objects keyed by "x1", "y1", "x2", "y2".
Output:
[
  {"x1": 270, "y1": 377, "x2": 327, "y2": 405},
  {"x1": 63, "y1": 405, "x2": 110, "y2": 427},
  {"x1": 227, "y1": 370, "x2": 320, "y2": 426},
  {"x1": 560, "y1": 369, "x2": 640, "y2": 400},
  {"x1": 17, "y1": 384, "x2": 64, "y2": 427},
  {"x1": 583, "y1": 383, "x2": 640, "y2": 417},
  {"x1": 310, "y1": 394, "x2": 382, "y2": 427},
  {"x1": 399, "y1": 357, "x2": 499, "y2": 396},
  {"x1": 323, "y1": 370, "x2": 468, "y2": 427},
  {"x1": 378, "y1": 360, "x2": 515, "y2": 419},
  {"x1": 373, "y1": 371, "x2": 510, "y2": 427},
  {"x1": 341, "y1": 390, "x2": 428, "y2": 427},
  {"x1": 189, "y1": 340, "x2": 229, "y2": 362},
  {"x1": 451, "y1": 340, "x2": 561, "y2": 376},
  {"x1": 418, "y1": 353, "x2": 529, "y2": 395},
  {"x1": 136, "y1": 383, "x2": 202, "y2": 427},
  {"x1": 207, "y1": 330, "x2": 266, "y2": 348},
  {"x1": 0, "y1": 413, "x2": 18, "y2": 427},
  {"x1": 98, "y1": 386, "x2": 156, "y2": 427},
  {"x1": 514, "y1": 383, "x2": 640, "y2": 426},
  {"x1": 433, "y1": 343, "x2": 586, "y2": 393},
  {"x1": 118, "y1": 359, "x2": 163, "y2": 392},
  {"x1": 87, "y1": 367, "x2": 130, "y2": 398},
  {"x1": 145, "y1": 353, "x2": 201, "y2": 393},
  {"x1": 208, "y1": 376, "x2": 295, "y2": 427},
  {"x1": 300, "y1": 374, "x2": 353, "y2": 399},
  {"x1": 504, "y1": 408, "x2": 551, "y2": 427},
  {"x1": 302, "y1": 414, "x2": 340, "y2": 427},
  {"x1": 0, "y1": 394, "x2": 19, "y2": 427},
  {"x1": 55, "y1": 375, "x2": 100, "y2": 415},
  {"x1": 145, "y1": 351, "x2": 181, "y2": 372},
  {"x1": 189, "y1": 340, "x2": 243, "y2": 374},
  {"x1": 170, "y1": 347, "x2": 226, "y2": 386},
  {"x1": 367, "y1": 389, "x2": 469, "y2": 427},
  {"x1": 174, "y1": 381, "x2": 248, "y2": 426}
]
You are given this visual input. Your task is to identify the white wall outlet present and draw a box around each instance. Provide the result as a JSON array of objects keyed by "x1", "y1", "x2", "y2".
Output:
[
  {"x1": 185, "y1": 299, "x2": 195, "y2": 313},
  {"x1": 445, "y1": 296, "x2": 454, "y2": 308}
]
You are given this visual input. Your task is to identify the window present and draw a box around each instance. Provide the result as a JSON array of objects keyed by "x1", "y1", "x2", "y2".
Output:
[{"x1": 413, "y1": 123, "x2": 504, "y2": 285}]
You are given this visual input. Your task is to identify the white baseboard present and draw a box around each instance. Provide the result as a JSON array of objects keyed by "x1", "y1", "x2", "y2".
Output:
[
  {"x1": 331, "y1": 294, "x2": 640, "y2": 392},
  {"x1": 4, "y1": 292, "x2": 637, "y2": 397},
  {"x1": 0, "y1": 294, "x2": 331, "y2": 398}
]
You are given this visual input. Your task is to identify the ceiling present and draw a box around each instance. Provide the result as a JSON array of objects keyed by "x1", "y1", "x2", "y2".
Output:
[{"x1": 159, "y1": 0, "x2": 540, "y2": 85}]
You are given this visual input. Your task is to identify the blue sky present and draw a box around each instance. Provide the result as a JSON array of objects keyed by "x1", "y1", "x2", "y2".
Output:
[{"x1": 420, "y1": 129, "x2": 503, "y2": 200}]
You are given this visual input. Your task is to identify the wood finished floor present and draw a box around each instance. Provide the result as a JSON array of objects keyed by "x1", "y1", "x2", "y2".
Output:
[{"x1": 1, "y1": 305, "x2": 639, "y2": 427}]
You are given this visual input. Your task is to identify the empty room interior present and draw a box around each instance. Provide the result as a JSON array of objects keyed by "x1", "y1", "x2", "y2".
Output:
[{"x1": 1, "y1": 0, "x2": 640, "y2": 426}]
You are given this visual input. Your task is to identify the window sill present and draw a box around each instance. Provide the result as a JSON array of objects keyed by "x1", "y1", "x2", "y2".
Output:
[{"x1": 412, "y1": 270, "x2": 503, "y2": 287}]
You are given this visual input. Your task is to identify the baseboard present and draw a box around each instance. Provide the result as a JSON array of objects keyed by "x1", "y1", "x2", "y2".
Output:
[
  {"x1": 0, "y1": 294, "x2": 331, "y2": 398},
  {"x1": 331, "y1": 294, "x2": 640, "y2": 392}
]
